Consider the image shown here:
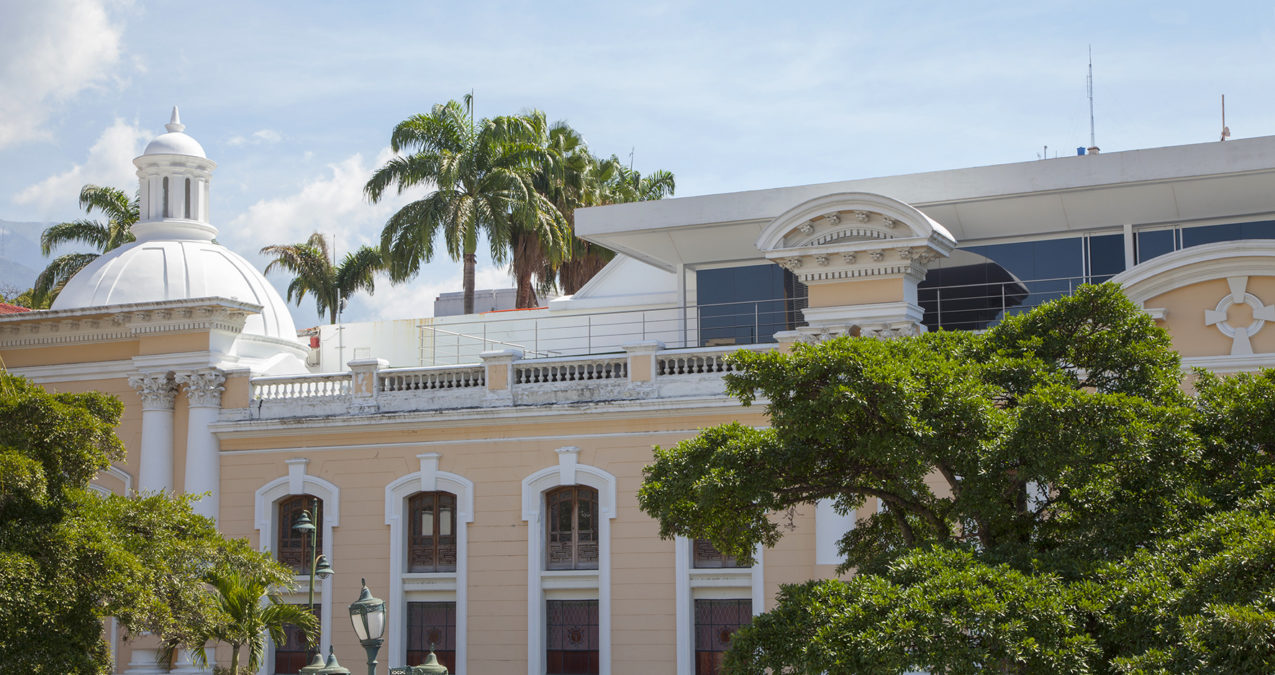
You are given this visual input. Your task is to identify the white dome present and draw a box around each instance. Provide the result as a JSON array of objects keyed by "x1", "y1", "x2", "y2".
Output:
[
  {"x1": 141, "y1": 106, "x2": 206, "y2": 158},
  {"x1": 143, "y1": 131, "x2": 206, "y2": 158},
  {"x1": 51, "y1": 240, "x2": 300, "y2": 341}
]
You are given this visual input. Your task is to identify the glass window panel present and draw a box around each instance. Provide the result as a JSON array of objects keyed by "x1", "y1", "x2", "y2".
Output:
[
  {"x1": 1182, "y1": 219, "x2": 1275, "y2": 249},
  {"x1": 407, "y1": 601, "x2": 457, "y2": 672},
  {"x1": 547, "y1": 600, "x2": 600, "y2": 675},
  {"x1": 439, "y1": 505, "x2": 452, "y2": 537},
  {"x1": 1136, "y1": 229, "x2": 1176, "y2": 263},
  {"x1": 693, "y1": 539, "x2": 748, "y2": 569},
  {"x1": 1088, "y1": 233, "x2": 1125, "y2": 284},
  {"x1": 277, "y1": 496, "x2": 322, "y2": 574},
  {"x1": 274, "y1": 603, "x2": 319, "y2": 675},
  {"x1": 697, "y1": 265, "x2": 807, "y2": 346},
  {"x1": 545, "y1": 486, "x2": 600, "y2": 571},
  {"x1": 694, "y1": 599, "x2": 752, "y2": 675},
  {"x1": 408, "y1": 492, "x2": 457, "y2": 573}
]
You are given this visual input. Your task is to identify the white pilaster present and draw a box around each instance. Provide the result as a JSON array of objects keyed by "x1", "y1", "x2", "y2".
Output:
[
  {"x1": 129, "y1": 372, "x2": 177, "y2": 493},
  {"x1": 177, "y1": 368, "x2": 225, "y2": 522}
]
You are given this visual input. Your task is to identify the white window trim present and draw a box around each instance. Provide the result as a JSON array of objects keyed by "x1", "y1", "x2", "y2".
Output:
[
  {"x1": 385, "y1": 453, "x2": 474, "y2": 674},
  {"x1": 674, "y1": 537, "x2": 764, "y2": 675},
  {"x1": 521, "y1": 447, "x2": 616, "y2": 675},
  {"x1": 253, "y1": 460, "x2": 340, "y2": 673}
]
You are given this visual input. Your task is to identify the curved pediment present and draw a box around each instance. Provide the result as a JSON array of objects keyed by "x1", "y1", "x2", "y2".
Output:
[
  {"x1": 758, "y1": 192, "x2": 956, "y2": 252},
  {"x1": 756, "y1": 192, "x2": 957, "y2": 284},
  {"x1": 1111, "y1": 241, "x2": 1275, "y2": 363}
]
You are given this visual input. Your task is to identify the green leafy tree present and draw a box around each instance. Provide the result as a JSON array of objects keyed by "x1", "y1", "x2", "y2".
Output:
[
  {"x1": 638, "y1": 284, "x2": 1275, "y2": 673},
  {"x1": 161, "y1": 568, "x2": 317, "y2": 675},
  {"x1": 0, "y1": 286, "x2": 49, "y2": 309},
  {"x1": 365, "y1": 95, "x2": 564, "y2": 314},
  {"x1": 33, "y1": 185, "x2": 139, "y2": 305},
  {"x1": 260, "y1": 232, "x2": 383, "y2": 324},
  {"x1": 0, "y1": 373, "x2": 294, "y2": 674}
]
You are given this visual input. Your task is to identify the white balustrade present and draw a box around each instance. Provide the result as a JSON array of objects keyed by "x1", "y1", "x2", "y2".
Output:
[
  {"x1": 379, "y1": 365, "x2": 486, "y2": 392},
  {"x1": 514, "y1": 356, "x2": 628, "y2": 384}
]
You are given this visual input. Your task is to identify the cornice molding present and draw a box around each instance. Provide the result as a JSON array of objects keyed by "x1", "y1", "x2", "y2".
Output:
[
  {"x1": 0, "y1": 298, "x2": 261, "y2": 349},
  {"x1": 210, "y1": 395, "x2": 752, "y2": 440}
]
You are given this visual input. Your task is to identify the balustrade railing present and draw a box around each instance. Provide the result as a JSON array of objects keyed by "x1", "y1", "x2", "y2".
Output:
[
  {"x1": 379, "y1": 365, "x2": 485, "y2": 392},
  {"x1": 251, "y1": 373, "x2": 351, "y2": 400},
  {"x1": 657, "y1": 345, "x2": 769, "y2": 376},
  {"x1": 514, "y1": 355, "x2": 628, "y2": 384}
]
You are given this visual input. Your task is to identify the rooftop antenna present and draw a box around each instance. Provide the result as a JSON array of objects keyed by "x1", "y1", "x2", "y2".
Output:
[
  {"x1": 1221, "y1": 94, "x2": 1231, "y2": 141},
  {"x1": 1087, "y1": 45, "x2": 1096, "y2": 149}
]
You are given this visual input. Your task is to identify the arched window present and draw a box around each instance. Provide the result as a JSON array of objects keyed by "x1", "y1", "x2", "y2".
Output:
[
  {"x1": 545, "y1": 486, "x2": 598, "y2": 571},
  {"x1": 161, "y1": 177, "x2": 170, "y2": 218},
  {"x1": 277, "y1": 495, "x2": 323, "y2": 574},
  {"x1": 407, "y1": 491, "x2": 457, "y2": 573},
  {"x1": 693, "y1": 539, "x2": 748, "y2": 569},
  {"x1": 183, "y1": 178, "x2": 191, "y2": 218}
]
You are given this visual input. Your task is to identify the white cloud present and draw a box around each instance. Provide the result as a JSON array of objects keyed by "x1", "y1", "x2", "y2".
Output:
[
  {"x1": 225, "y1": 148, "x2": 421, "y2": 253},
  {"x1": 227, "y1": 129, "x2": 282, "y2": 146},
  {"x1": 0, "y1": 0, "x2": 127, "y2": 148},
  {"x1": 13, "y1": 118, "x2": 150, "y2": 215},
  {"x1": 350, "y1": 263, "x2": 512, "y2": 321}
]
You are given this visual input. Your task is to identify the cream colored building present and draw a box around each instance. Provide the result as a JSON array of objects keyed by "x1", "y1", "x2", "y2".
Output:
[{"x1": 5, "y1": 112, "x2": 1275, "y2": 675}]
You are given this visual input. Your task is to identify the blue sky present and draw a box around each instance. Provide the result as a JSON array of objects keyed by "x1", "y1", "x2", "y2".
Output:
[{"x1": 2, "y1": 0, "x2": 1274, "y2": 326}]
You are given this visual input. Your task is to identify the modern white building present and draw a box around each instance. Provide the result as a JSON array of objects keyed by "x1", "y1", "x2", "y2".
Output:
[{"x1": 5, "y1": 111, "x2": 1275, "y2": 674}]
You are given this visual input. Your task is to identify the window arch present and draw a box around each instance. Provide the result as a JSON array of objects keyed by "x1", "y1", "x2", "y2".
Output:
[
  {"x1": 277, "y1": 495, "x2": 323, "y2": 573},
  {"x1": 407, "y1": 491, "x2": 457, "y2": 573},
  {"x1": 546, "y1": 485, "x2": 599, "y2": 571},
  {"x1": 522, "y1": 449, "x2": 617, "y2": 675}
]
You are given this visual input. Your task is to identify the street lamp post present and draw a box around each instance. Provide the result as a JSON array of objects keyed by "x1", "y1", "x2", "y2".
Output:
[
  {"x1": 295, "y1": 497, "x2": 334, "y2": 675},
  {"x1": 348, "y1": 579, "x2": 386, "y2": 675}
]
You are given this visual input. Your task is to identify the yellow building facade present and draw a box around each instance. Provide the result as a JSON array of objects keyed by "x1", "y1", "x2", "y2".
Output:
[{"x1": 5, "y1": 114, "x2": 1275, "y2": 674}]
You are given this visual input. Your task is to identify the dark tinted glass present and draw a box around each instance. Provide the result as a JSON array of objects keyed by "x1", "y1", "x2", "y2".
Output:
[
  {"x1": 1182, "y1": 220, "x2": 1275, "y2": 248},
  {"x1": 1088, "y1": 234, "x2": 1125, "y2": 284},
  {"x1": 1136, "y1": 229, "x2": 1175, "y2": 263},
  {"x1": 918, "y1": 237, "x2": 1083, "y2": 332},
  {"x1": 696, "y1": 265, "x2": 806, "y2": 346}
]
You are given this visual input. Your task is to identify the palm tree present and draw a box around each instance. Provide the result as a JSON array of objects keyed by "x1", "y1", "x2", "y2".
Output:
[
  {"x1": 166, "y1": 568, "x2": 317, "y2": 675},
  {"x1": 365, "y1": 96, "x2": 565, "y2": 314},
  {"x1": 544, "y1": 154, "x2": 677, "y2": 296},
  {"x1": 33, "y1": 184, "x2": 138, "y2": 304},
  {"x1": 260, "y1": 233, "x2": 383, "y2": 324}
]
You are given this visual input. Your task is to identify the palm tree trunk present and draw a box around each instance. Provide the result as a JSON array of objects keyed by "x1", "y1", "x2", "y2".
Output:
[
  {"x1": 463, "y1": 253, "x2": 476, "y2": 314},
  {"x1": 231, "y1": 644, "x2": 240, "y2": 674},
  {"x1": 512, "y1": 231, "x2": 541, "y2": 309}
]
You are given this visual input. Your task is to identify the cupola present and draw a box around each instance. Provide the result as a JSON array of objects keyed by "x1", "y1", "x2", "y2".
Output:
[{"x1": 132, "y1": 106, "x2": 218, "y2": 242}]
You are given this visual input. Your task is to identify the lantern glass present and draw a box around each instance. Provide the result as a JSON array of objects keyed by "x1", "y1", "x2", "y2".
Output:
[
  {"x1": 365, "y1": 603, "x2": 385, "y2": 640},
  {"x1": 350, "y1": 609, "x2": 369, "y2": 642}
]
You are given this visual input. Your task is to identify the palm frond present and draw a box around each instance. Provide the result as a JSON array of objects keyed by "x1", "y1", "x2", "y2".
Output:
[{"x1": 32, "y1": 252, "x2": 100, "y2": 304}]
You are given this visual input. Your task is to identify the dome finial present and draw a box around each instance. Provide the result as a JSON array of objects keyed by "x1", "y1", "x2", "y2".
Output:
[{"x1": 166, "y1": 106, "x2": 185, "y2": 133}]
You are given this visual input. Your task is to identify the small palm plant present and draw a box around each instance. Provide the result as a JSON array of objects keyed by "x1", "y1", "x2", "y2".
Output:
[
  {"x1": 166, "y1": 568, "x2": 318, "y2": 675},
  {"x1": 33, "y1": 184, "x2": 139, "y2": 304},
  {"x1": 260, "y1": 233, "x2": 383, "y2": 324}
]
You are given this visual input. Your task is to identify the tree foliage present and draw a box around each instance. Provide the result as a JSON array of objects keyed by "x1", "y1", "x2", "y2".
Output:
[
  {"x1": 366, "y1": 96, "x2": 675, "y2": 312},
  {"x1": 260, "y1": 232, "x2": 384, "y2": 324},
  {"x1": 638, "y1": 284, "x2": 1275, "y2": 673},
  {"x1": 0, "y1": 373, "x2": 299, "y2": 674},
  {"x1": 33, "y1": 185, "x2": 139, "y2": 305}
]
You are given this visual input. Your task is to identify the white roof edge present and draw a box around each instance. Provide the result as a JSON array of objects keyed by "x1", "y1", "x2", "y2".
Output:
[
  {"x1": 578, "y1": 135, "x2": 1275, "y2": 237},
  {"x1": 0, "y1": 297, "x2": 265, "y2": 323}
]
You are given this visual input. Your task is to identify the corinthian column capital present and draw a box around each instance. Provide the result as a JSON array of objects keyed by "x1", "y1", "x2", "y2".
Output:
[
  {"x1": 128, "y1": 372, "x2": 177, "y2": 410},
  {"x1": 176, "y1": 368, "x2": 226, "y2": 408}
]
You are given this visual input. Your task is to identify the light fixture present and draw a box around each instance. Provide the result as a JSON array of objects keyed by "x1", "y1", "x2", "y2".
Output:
[{"x1": 348, "y1": 578, "x2": 386, "y2": 675}]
